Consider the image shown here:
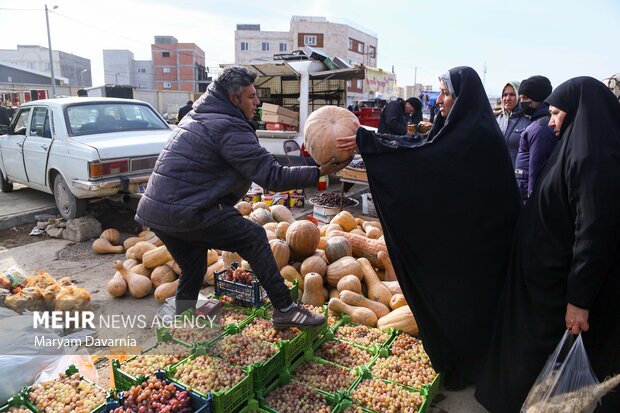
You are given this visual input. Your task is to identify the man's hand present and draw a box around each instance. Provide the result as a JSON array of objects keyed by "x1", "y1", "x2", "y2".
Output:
[
  {"x1": 336, "y1": 134, "x2": 359, "y2": 153},
  {"x1": 319, "y1": 156, "x2": 353, "y2": 176},
  {"x1": 566, "y1": 303, "x2": 590, "y2": 335}
]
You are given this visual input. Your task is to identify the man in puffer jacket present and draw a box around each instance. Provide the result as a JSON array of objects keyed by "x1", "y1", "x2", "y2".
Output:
[
  {"x1": 136, "y1": 66, "x2": 350, "y2": 324},
  {"x1": 514, "y1": 75, "x2": 557, "y2": 202}
]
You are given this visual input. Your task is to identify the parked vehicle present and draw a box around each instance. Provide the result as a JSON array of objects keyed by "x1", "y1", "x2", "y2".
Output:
[{"x1": 0, "y1": 97, "x2": 172, "y2": 219}]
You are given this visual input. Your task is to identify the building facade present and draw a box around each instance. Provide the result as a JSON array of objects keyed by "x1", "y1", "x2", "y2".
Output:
[
  {"x1": 235, "y1": 16, "x2": 379, "y2": 104},
  {"x1": 151, "y1": 36, "x2": 209, "y2": 93},
  {"x1": 103, "y1": 50, "x2": 154, "y2": 89},
  {"x1": 0, "y1": 45, "x2": 91, "y2": 87}
]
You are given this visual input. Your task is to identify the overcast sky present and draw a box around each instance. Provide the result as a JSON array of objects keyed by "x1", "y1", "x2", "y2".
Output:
[{"x1": 1, "y1": 0, "x2": 619, "y2": 96}]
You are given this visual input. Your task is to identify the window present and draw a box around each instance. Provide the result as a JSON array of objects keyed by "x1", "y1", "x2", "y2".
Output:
[
  {"x1": 30, "y1": 107, "x2": 51, "y2": 138},
  {"x1": 162, "y1": 51, "x2": 170, "y2": 58},
  {"x1": 261, "y1": 42, "x2": 270, "y2": 51},
  {"x1": 163, "y1": 67, "x2": 171, "y2": 73},
  {"x1": 279, "y1": 43, "x2": 287, "y2": 52},
  {"x1": 358, "y1": 43, "x2": 364, "y2": 53},
  {"x1": 368, "y1": 46, "x2": 376, "y2": 58},
  {"x1": 348, "y1": 39, "x2": 353, "y2": 50},
  {"x1": 11, "y1": 108, "x2": 31, "y2": 135},
  {"x1": 240, "y1": 41, "x2": 249, "y2": 51},
  {"x1": 346, "y1": 80, "x2": 351, "y2": 87},
  {"x1": 304, "y1": 35, "x2": 317, "y2": 46},
  {"x1": 163, "y1": 82, "x2": 172, "y2": 89},
  {"x1": 137, "y1": 68, "x2": 146, "y2": 73},
  {"x1": 357, "y1": 80, "x2": 363, "y2": 89}
]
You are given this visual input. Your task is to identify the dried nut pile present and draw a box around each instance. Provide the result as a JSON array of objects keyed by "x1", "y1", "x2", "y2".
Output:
[
  {"x1": 310, "y1": 192, "x2": 356, "y2": 208},
  {"x1": 371, "y1": 355, "x2": 437, "y2": 388},
  {"x1": 350, "y1": 379, "x2": 424, "y2": 413},
  {"x1": 334, "y1": 324, "x2": 389, "y2": 348},
  {"x1": 111, "y1": 376, "x2": 192, "y2": 413},
  {"x1": 28, "y1": 373, "x2": 105, "y2": 413},
  {"x1": 171, "y1": 355, "x2": 245, "y2": 394},
  {"x1": 241, "y1": 318, "x2": 300, "y2": 343},
  {"x1": 292, "y1": 360, "x2": 356, "y2": 393},
  {"x1": 210, "y1": 334, "x2": 278, "y2": 366},
  {"x1": 315, "y1": 340, "x2": 372, "y2": 368},
  {"x1": 264, "y1": 382, "x2": 332, "y2": 413},
  {"x1": 120, "y1": 342, "x2": 190, "y2": 377}
]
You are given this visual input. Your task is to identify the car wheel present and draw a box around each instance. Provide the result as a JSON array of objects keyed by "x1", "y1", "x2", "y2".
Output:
[
  {"x1": 53, "y1": 174, "x2": 87, "y2": 219},
  {"x1": 0, "y1": 169, "x2": 13, "y2": 193}
]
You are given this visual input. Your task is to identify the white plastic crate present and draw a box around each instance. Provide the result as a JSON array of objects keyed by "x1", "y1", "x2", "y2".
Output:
[{"x1": 361, "y1": 193, "x2": 376, "y2": 217}]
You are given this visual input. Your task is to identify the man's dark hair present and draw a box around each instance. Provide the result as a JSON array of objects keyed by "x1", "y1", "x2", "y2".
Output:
[{"x1": 217, "y1": 66, "x2": 257, "y2": 98}]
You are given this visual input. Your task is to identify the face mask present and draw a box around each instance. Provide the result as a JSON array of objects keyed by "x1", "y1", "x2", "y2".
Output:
[{"x1": 520, "y1": 101, "x2": 535, "y2": 116}]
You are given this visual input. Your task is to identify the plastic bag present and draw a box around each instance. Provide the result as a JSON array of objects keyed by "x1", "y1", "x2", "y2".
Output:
[{"x1": 521, "y1": 331, "x2": 608, "y2": 413}]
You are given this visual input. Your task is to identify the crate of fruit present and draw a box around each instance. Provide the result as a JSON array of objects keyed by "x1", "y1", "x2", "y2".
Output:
[
  {"x1": 112, "y1": 337, "x2": 193, "y2": 390},
  {"x1": 113, "y1": 370, "x2": 211, "y2": 413},
  {"x1": 259, "y1": 380, "x2": 340, "y2": 413},
  {"x1": 156, "y1": 313, "x2": 224, "y2": 347},
  {"x1": 0, "y1": 395, "x2": 34, "y2": 413},
  {"x1": 214, "y1": 263, "x2": 267, "y2": 307},
  {"x1": 312, "y1": 336, "x2": 379, "y2": 371},
  {"x1": 331, "y1": 320, "x2": 394, "y2": 355},
  {"x1": 237, "y1": 316, "x2": 306, "y2": 368},
  {"x1": 205, "y1": 333, "x2": 285, "y2": 396},
  {"x1": 167, "y1": 354, "x2": 253, "y2": 413},
  {"x1": 22, "y1": 365, "x2": 110, "y2": 413},
  {"x1": 344, "y1": 375, "x2": 427, "y2": 413},
  {"x1": 289, "y1": 355, "x2": 358, "y2": 399}
]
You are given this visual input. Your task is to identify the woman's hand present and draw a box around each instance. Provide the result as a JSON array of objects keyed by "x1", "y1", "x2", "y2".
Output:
[
  {"x1": 565, "y1": 303, "x2": 590, "y2": 335},
  {"x1": 336, "y1": 134, "x2": 359, "y2": 154}
]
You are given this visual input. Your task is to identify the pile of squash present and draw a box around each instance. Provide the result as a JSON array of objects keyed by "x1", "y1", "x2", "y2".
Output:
[{"x1": 235, "y1": 201, "x2": 418, "y2": 336}]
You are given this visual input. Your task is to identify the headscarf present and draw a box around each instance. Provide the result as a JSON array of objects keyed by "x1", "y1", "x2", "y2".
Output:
[{"x1": 497, "y1": 81, "x2": 521, "y2": 133}]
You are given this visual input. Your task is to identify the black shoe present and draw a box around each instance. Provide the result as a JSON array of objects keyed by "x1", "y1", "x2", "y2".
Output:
[{"x1": 272, "y1": 303, "x2": 326, "y2": 329}]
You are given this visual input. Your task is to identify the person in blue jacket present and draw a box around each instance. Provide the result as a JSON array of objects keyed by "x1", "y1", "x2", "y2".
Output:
[
  {"x1": 514, "y1": 76, "x2": 557, "y2": 202},
  {"x1": 496, "y1": 81, "x2": 531, "y2": 164}
]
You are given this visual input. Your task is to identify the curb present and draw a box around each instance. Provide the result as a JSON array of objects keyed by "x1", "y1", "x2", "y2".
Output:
[{"x1": 0, "y1": 206, "x2": 60, "y2": 231}]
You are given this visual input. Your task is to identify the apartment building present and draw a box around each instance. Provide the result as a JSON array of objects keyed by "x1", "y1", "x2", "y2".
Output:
[
  {"x1": 235, "y1": 16, "x2": 378, "y2": 103},
  {"x1": 151, "y1": 36, "x2": 208, "y2": 93},
  {"x1": 0, "y1": 45, "x2": 91, "y2": 87},
  {"x1": 103, "y1": 50, "x2": 154, "y2": 89}
]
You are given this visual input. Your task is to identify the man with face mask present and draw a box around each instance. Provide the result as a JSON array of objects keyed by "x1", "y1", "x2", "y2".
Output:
[{"x1": 514, "y1": 75, "x2": 557, "y2": 202}]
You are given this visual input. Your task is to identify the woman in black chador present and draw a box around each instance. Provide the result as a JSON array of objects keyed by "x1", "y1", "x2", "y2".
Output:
[
  {"x1": 476, "y1": 77, "x2": 620, "y2": 412},
  {"x1": 337, "y1": 66, "x2": 521, "y2": 388}
]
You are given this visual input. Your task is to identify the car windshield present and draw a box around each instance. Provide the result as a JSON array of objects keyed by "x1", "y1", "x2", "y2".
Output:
[{"x1": 66, "y1": 103, "x2": 169, "y2": 135}]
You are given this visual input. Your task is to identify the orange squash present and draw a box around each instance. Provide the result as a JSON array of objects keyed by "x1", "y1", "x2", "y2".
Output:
[
  {"x1": 336, "y1": 274, "x2": 362, "y2": 294},
  {"x1": 326, "y1": 256, "x2": 363, "y2": 287},
  {"x1": 235, "y1": 201, "x2": 253, "y2": 216},
  {"x1": 325, "y1": 235, "x2": 352, "y2": 263},
  {"x1": 270, "y1": 205, "x2": 295, "y2": 223},
  {"x1": 286, "y1": 220, "x2": 320, "y2": 259},
  {"x1": 328, "y1": 230, "x2": 387, "y2": 268},
  {"x1": 328, "y1": 297, "x2": 377, "y2": 327},
  {"x1": 281, "y1": 265, "x2": 304, "y2": 290},
  {"x1": 100, "y1": 228, "x2": 121, "y2": 245},
  {"x1": 303, "y1": 105, "x2": 359, "y2": 164},
  {"x1": 112, "y1": 261, "x2": 152, "y2": 298},
  {"x1": 377, "y1": 251, "x2": 397, "y2": 281},
  {"x1": 300, "y1": 255, "x2": 327, "y2": 278},
  {"x1": 92, "y1": 238, "x2": 123, "y2": 254},
  {"x1": 275, "y1": 222, "x2": 291, "y2": 240},
  {"x1": 358, "y1": 257, "x2": 392, "y2": 307},
  {"x1": 270, "y1": 239, "x2": 291, "y2": 270},
  {"x1": 377, "y1": 305, "x2": 418, "y2": 335},
  {"x1": 151, "y1": 264, "x2": 177, "y2": 288},
  {"x1": 250, "y1": 208, "x2": 274, "y2": 225},
  {"x1": 330, "y1": 211, "x2": 357, "y2": 232}
]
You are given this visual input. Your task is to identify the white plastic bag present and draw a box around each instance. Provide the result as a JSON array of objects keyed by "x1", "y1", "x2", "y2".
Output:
[{"x1": 521, "y1": 331, "x2": 620, "y2": 413}]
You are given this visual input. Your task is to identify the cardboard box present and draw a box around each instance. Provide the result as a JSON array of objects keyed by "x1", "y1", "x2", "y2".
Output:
[
  {"x1": 262, "y1": 112, "x2": 299, "y2": 127},
  {"x1": 265, "y1": 122, "x2": 297, "y2": 131},
  {"x1": 341, "y1": 167, "x2": 368, "y2": 181},
  {"x1": 242, "y1": 192, "x2": 261, "y2": 203},
  {"x1": 262, "y1": 103, "x2": 299, "y2": 119},
  {"x1": 312, "y1": 204, "x2": 339, "y2": 223},
  {"x1": 289, "y1": 194, "x2": 305, "y2": 208},
  {"x1": 261, "y1": 193, "x2": 289, "y2": 206}
]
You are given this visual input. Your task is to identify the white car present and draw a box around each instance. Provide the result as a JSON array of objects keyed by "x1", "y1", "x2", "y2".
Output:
[{"x1": 0, "y1": 97, "x2": 172, "y2": 219}]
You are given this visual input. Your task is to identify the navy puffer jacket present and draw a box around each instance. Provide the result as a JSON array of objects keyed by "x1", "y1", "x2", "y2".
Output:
[{"x1": 136, "y1": 83, "x2": 319, "y2": 232}]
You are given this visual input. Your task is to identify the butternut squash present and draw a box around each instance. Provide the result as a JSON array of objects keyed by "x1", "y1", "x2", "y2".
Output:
[
  {"x1": 318, "y1": 236, "x2": 327, "y2": 250},
  {"x1": 328, "y1": 298, "x2": 377, "y2": 327},
  {"x1": 154, "y1": 279, "x2": 179, "y2": 302},
  {"x1": 203, "y1": 259, "x2": 225, "y2": 286},
  {"x1": 328, "y1": 230, "x2": 387, "y2": 268},
  {"x1": 377, "y1": 305, "x2": 418, "y2": 335},
  {"x1": 330, "y1": 211, "x2": 357, "y2": 232},
  {"x1": 313, "y1": 249, "x2": 329, "y2": 264},
  {"x1": 112, "y1": 260, "x2": 152, "y2": 298},
  {"x1": 235, "y1": 201, "x2": 253, "y2": 216},
  {"x1": 364, "y1": 226, "x2": 382, "y2": 240},
  {"x1": 381, "y1": 281, "x2": 403, "y2": 295},
  {"x1": 100, "y1": 228, "x2": 121, "y2": 245},
  {"x1": 339, "y1": 290, "x2": 390, "y2": 318},
  {"x1": 130, "y1": 263, "x2": 152, "y2": 277},
  {"x1": 326, "y1": 256, "x2": 363, "y2": 287},
  {"x1": 125, "y1": 246, "x2": 135, "y2": 259},
  {"x1": 222, "y1": 251, "x2": 243, "y2": 267},
  {"x1": 139, "y1": 230, "x2": 157, "y2": 240},
  {"x1": 377, "y1": 251, "x2": 397, "y2": 282},
  {"x1": 350, "y1": 229, "x2": 366, "y2": 237},
  {"x1": 362, "y1": 221, "x2": 383, "y2": 236},
  {"x1": 324, "y1": 223, "x2": 344, "y2": 237},
  {"x1": 301, "y1": 272, "x2": 325, "y2": 307},
  {"x1": 270, "y1": 205, "x2": 295, "y2": 223},
  {"x1": 151, "y1": 264, "x2": 177, "y2": 288},
  {"x1": 131, "y1": 241, "x2": 157, "y2": 261},
  {"x1": 275, "y1": 222, "x2": 291, "y2": 240},
  {"x1": 336, "y1": 274, "x2": 362, "y2": 294},
  {"x1": 168, "y1": 260, "x2": 182, "y2": 275},
  {"x1": 92, "y1": 238, "x2": 124, "y2": 254},
  {"x1": 142, "y1": 245, "x2": 173, "y2": 269},
  {"x1": 323, "y1": 287, "x2": 329, "y2": 302},
  {"x1": 123, "y1": 236, "x2": 144, "y2": 250},
  {"x1": 281, "y1": 265, "x2": 304, "y2": 290},
  {"x1": 241, "y1": 260, "x2": 252, "y2": 270},
  {"x1": 301, "y1": 255, "x2": 327, "y2": 278},
  {"x1": 206, "y1": 249, "x2": 219, "y2": 266},
  {"x1": 123, "y1": 258, "x2": 139, "y2": 269},
  {"x1": 106, "y1": 271, "x2": 127, "y2": 297},
  {"x1": 270, "y1": 239, "x2": 291, "y2": 270},
  {"x1": 358, "y1": 257, "x2": 392, "y2": 307},
  {"x1": 329, "y1": 288, "x2": 340, "y2": 300},
  {"x1": 389, "y1": 294, "x2": 407, "y2": 310}
]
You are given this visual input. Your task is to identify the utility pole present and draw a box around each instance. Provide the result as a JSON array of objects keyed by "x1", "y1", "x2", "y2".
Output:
[
  {"x1": 414, "y1": 66, "x2": 418, "y2": 97},
  {"x1": 483, "y1": 61, "x2": 487, "y2": 87},
  {"x1": 45, "y1": 4, "x2": 57, "y2": 98}
]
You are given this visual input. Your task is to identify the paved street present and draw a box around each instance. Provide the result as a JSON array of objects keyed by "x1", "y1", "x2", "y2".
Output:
[{"x1": 0, "y1": 183, "x2": 57, "y2": 230}]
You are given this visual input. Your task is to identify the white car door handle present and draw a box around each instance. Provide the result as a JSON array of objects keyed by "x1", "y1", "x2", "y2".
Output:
[{"x1": 40, "y1": 145, "x2": 49, "y2": 151}]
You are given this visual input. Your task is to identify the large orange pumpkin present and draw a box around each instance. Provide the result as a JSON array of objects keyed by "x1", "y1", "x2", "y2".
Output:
[
  {"x1": 303, "y1": 106, "x2": 359, "y2": 164},
  {"x1": 285, "y1": 220, "x2": 320, "y2": 259}
]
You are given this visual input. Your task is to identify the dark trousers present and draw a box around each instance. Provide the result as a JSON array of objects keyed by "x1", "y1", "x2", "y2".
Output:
[{"x1": 154, "y1": 214, "x2": 293, "y2": 314}]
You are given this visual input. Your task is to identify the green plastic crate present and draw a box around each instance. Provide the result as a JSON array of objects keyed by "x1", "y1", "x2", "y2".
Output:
[
  {"x1": 156, "y1": 317, "x2": 224, "y2": 348},
  {"x1": 331, "y1": 319, "x2": 394, "y2": 355},
  {"x1": 0, "y1": 395, "x2": 33, "y2": 412},
  {"x1": 312, "y1": 334, "x2": 381, "y2": 370},
  {"x1": 347, "y1": 375, "x2": 428, "y2": 413},
  {"x1": 289, "y1": 354, "x2": 359, "y2": 400},
  {"x1": 258, "y1": 380, "x2": 340, "y2": 413},
  {"x1": 167, "y1": 354, "x2": 254, "y2": 413},
  {"x1": 22, "y1": 365, "x2": 110, "y2": 413}
]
